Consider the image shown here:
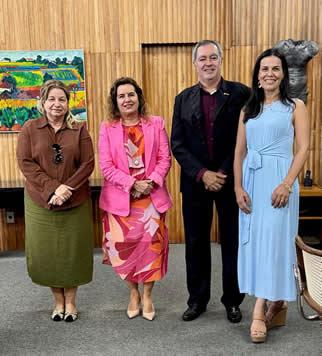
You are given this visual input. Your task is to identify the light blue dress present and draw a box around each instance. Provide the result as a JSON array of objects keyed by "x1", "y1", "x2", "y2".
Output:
[{"x1": 238, "y1": 100, "x2": 299, "y2": 301}]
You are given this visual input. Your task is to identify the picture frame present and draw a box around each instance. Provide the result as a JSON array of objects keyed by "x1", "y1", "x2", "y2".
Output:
[{"x1": 0, "y1": 49, "x2": 86, "y2": 132}]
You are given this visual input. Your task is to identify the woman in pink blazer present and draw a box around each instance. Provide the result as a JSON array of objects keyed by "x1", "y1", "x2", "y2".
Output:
[{"x1": 98, "y1": 77, "x2": 172, "y2": 321}]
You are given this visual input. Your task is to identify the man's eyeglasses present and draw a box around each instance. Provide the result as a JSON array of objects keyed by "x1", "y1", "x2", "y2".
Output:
[{"x1": 52, "y1": 144, "x2": 63, "y2": 164}]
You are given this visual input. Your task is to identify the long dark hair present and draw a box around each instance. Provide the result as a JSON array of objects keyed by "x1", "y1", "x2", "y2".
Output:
[
  {"x1": 243, "y1": 48, "x2": 294, "y2": 123},
  {"x1": 107, "y1": 77, "x2": 148, "y2": 121}
]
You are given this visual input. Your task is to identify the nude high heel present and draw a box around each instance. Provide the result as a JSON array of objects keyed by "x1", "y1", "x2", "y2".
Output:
[
  {"x1": 250, "y1": 313, "x2": 267, "y2": 343},
  {"x1": 265, "y1": 302, "x2": 287, "y2": 330},
  {"x1": 127, "y1": 295, "x2": 141, "y2": 319},
  {"x1": 142, "y1": 304, "x2": 155, "y2": 321},
  {"x1": 127, "y1": 307, "x2": 140, "y2": 319}
]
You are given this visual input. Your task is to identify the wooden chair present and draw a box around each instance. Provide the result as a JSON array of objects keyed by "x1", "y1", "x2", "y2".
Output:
[{"x1": 294, "y1": 235, "x2": 322, "y2": 320}]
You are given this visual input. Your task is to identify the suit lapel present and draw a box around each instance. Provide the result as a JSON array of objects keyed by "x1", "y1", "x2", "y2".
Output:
[
  {"x1": 111, "y1": 120, "x2": 129, "y2": 173},
  {"x1": 190, "y1": 85, "x2": 204, "y2": 140},
  {"x1": 213, "y1": 80, "x2": 231, "y2": 123},
  {"x1": 142, "y1": 118, "x2": 153, "y2": 169}
]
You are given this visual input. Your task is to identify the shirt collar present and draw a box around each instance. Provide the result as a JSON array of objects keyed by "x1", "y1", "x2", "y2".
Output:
[
  {"x1": 35, "y1": 116, "x2": 49, "y2": 128},
  {"x1": 199, "y1": 77, "x2": 222, "y2": 95},
  {"x1": 35, "y1": 116, "x2": 71, "y2": 130}
]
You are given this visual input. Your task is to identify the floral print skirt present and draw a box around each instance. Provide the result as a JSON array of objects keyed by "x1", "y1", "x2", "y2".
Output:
[{"x1": 102, "y1": 196, "x2": 169, "y2": 283}]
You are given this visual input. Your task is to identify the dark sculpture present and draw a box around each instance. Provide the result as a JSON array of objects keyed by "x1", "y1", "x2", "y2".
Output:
[
  {"x1": 303, "y1": 170, "x2": 313, "y2": 187},
  {"x1": 274, "y1": 39, "x2": 318, "y2": 103}
]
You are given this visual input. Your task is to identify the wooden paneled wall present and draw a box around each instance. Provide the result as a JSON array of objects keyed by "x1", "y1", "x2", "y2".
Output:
[{"x1": 0, "y1": 0, "x2": 320, "y2": 250}]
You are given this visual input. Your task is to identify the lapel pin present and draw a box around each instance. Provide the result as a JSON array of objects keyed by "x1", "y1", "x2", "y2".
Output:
[{"x1": 224, "y1": 92, "x2": 230, "y2": 95}]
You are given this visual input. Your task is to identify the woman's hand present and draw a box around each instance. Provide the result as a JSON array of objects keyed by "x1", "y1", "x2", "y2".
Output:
[
  {"x1": 271, "y1": 184, "x2": 290, "y2": 208},
  {"x1": 48, "y1": 194, "x2": 64, "y2": 206},
  {"x1": 133, "y1": 180, "x2": 154, "y2": 195},
  {"x1": 130, "y1": 190, "x2": 142, "y2": 199},
  {"x1": 55, "y1": 184, "x2": 74, "y2": 201},
  {"x1": 235, "y1": 187, "x2": 251, "y2": 214}
]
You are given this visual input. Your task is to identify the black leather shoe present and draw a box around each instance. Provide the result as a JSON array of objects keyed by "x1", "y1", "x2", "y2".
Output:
[
  {"x1": 182, "y1": 305, "x2": 206, "y2": 321},
  {"x1": 226, "y1": 306, "x2": 242, "y2": 323}
]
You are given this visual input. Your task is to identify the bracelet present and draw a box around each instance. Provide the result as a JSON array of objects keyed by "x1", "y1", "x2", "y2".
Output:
[{"x1": 281, "y1": 182, "x2": 292, "y2": 193}]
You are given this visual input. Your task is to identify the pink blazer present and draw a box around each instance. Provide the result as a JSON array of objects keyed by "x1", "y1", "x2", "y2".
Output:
[{"x1": 98, "y1": 116, "x2": 173, "y2": 216}]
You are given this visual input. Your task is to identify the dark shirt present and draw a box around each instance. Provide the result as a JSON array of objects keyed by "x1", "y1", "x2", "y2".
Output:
[
  {"x1": 201, "y1": 87, "x2": 218, "y2": 161},
  {"x1": 16, "y1": 116, "x2": 95, "y2": 210},
  {"x1": 197, "y1": 80, "x2": 222, "y2": 181}
]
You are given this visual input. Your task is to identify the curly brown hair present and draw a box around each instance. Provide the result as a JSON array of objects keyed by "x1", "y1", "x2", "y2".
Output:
[{"x1": 107, "y1": 77, "x2": 149, "y2": 121}]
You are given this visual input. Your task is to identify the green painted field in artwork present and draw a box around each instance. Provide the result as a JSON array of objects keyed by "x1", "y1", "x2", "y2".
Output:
[
  {"x1": 7, "y1": 71, "x2": 43, "y2": 86},
  {"x1": 45, "y1": 69, "x2": 78, "y2": 81}
]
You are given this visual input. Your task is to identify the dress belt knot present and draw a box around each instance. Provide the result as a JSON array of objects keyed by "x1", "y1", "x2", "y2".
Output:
[{"x1": 247, "y1": 148, "x2": 262, "y2": 170}]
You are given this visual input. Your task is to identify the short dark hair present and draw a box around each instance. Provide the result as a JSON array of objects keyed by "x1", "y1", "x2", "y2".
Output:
[
  {"x1": 192, "y1": 40, "x2": 223, "y2": 63},
  {"x1": 244, "y1": 48, "x2": 294, "y2": 122},
  {"x1": 107, "y1": 77, "x2": 148, "y2": 121}
]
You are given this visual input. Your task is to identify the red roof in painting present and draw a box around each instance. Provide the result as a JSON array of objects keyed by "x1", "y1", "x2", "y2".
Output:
[{"x1": 0, "y1": 82, "x2": 11, "y2": 88}]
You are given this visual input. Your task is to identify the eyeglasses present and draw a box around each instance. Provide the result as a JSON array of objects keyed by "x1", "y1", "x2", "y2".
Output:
[{"x1": 52, "y1": 143, "x2": 63, "y2": 164}]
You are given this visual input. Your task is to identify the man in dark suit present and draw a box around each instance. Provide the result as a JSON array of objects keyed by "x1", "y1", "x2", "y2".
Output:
[{"x1": 171, "y1": 40, "x2": 250, "y2": 322}]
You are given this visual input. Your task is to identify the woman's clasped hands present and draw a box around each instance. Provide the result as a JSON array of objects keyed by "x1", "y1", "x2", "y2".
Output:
[
  {"x1": 48, "y1": 184, "x2": 75, "y2": 206},
  {"x1": 130, "y1": 179, "x2": 154, "y2": 199}
]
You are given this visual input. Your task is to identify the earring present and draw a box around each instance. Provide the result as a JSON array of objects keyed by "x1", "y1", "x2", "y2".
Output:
[{"x1": 258, "y1": 81, "x2": 262, "y2": 88}]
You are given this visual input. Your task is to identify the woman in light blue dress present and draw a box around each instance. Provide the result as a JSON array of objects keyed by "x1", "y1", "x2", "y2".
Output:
[{"x1": 234, "y1": 49, "x2": 310, "y2": 343}]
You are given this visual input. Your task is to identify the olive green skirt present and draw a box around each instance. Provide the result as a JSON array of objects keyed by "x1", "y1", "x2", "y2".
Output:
[{"x1": 24, "y1": 191, "x2": 94, "y2": 288}]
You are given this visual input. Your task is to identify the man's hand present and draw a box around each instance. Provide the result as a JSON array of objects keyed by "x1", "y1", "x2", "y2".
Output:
[{"x1": 202, "y1": 170, "x2": 227, "y2": 192}]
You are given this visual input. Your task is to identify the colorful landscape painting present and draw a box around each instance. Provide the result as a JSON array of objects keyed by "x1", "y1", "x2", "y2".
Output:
[{"x1": 0, "y1": 49, "x2": 86, "y2": 132}]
